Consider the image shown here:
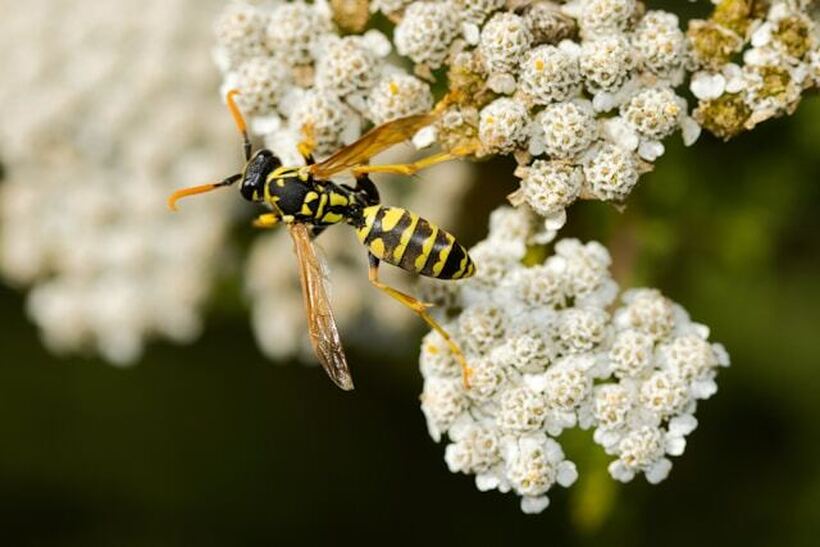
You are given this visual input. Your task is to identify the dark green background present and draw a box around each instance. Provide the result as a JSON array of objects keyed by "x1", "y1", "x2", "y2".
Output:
[{"x1": 2, "y1": 1, "x2": 819, "y2": 543}]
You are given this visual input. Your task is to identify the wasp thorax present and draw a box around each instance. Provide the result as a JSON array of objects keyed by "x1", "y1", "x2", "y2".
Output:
[{"x1": 241, "y1": 149, "x2": 280, "y2": 201}]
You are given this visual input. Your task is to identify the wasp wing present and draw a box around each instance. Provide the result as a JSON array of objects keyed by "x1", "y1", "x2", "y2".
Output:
[
  {"x1": 288, "y1": 223, "x2": 354, "y2": 391},
  {"x1": 308, "y1": 113, "x2": 437, "y2": 179}
]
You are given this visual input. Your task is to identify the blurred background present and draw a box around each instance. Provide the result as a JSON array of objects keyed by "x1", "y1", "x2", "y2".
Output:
[{"x1": 1, "y1": 0, "x2": 818, "y2": 545}]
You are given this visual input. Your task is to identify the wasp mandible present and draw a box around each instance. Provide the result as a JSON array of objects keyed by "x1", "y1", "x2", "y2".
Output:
[{"x1": 168, "y1": 90, "x2": 474, "y2": 391}]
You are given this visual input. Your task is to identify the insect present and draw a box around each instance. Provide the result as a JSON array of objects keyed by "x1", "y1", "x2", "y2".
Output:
[{"x1": 168, "y1": 90, "x2": 474, "y2": 391}]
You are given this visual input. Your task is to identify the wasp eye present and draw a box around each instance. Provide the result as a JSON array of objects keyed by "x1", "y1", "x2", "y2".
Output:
[{"x1": 239, "y1": 149, "x2": 280, "y2": 201}]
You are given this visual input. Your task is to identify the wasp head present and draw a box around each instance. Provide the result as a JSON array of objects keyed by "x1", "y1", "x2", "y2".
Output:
[{"x1": 241, "y1": 149, "x2": 280, "y2": 202}]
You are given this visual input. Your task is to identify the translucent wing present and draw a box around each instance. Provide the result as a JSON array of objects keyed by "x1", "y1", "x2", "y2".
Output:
[
  {"x1": 309, "y1": 113, "x2": 437, "y2": 179},
  {"x1": 288, "y1": 223, "x2": 354, "y2": 391}
]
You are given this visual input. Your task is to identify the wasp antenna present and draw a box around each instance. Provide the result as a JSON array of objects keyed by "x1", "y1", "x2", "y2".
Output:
[
  {"x1": 167, "y1": 174, "x2": 241, "y2": 211},
  {"x1": 226, "y1": 89, "x2": 252, "y2": 161}
]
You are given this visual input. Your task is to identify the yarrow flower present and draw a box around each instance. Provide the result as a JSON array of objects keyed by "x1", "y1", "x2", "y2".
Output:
[
  {"x1": 381, "y1": 0, "x2": 718, "y2": 232},
  {"x1": 394, "y1": 1, "x2": 460, "y2": 70},
  {"x1": 418, "y1": 207, "x2": 729, "y2": 513},
  {"x1": 365, "y1": 0, "x2": 816, "y2": 231},
  {"x1": 687, "y1": 0, "x2": 818, "y2": 139}
]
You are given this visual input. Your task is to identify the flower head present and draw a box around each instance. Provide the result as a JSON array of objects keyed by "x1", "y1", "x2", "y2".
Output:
[{"x1": 419, "y1": 208, "x2": 728, "y2": 512}]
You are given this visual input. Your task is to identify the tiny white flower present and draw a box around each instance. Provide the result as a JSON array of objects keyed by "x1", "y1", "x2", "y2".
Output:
[
  {"x1": 315, "y1": 36, "x2": 380, "y2": 97},
  {"x1": 645, "y1": 457, "x2": 672, "y2": 484},
  {"x1": 579, "y1": 34, "x2": 635, "y2": 92},
  {"x1": 574, "y1": 0, "x2": 637, "y2": 38},
  {"x1": 366, "y1": 73, "x2": 433, "y2": 125},
  {"x1": 421, "y1": 377, "x2": 469, "y2": 441},
  {"x1": 462, "y1": 22, "x2": 481, "y2": 46},
  {"x1": 631, "y1": 10, "x2": 685, "y2": 77},
  {"x1": 536, "y1": 100, "x2": 598, "y2": 159},
  {"x1": 362, "y1": 29, "x2": 392, "y2": 58},
  {"x1": 521, "y1": 495, "x2": 551, "y2": 514},
  {"x1": 751, "y1": 22, "x2": 774, "y2": 48},
  {"x1": 680, "y1": 116, "x2": 702, "y2": 146},
  {"x1": 520, "y1": 45, "x2": 582, "y2": 105},
  {"x1": 518, "y1": 160, "x2": 583, "y2": 217},
  {"x1": 486, "y1": 72, "x2": 518, "y2": 95},
  {"x1": 479, "y1": 97, "x2": 531, "y2": 154},
  {"x1": 452, "y1": 0, "x2": 506, "y2": 26},
  {"x1": 723, "y1": 63, "x2": 746, "y2": 93},
  {"x1": 690, "y1": 72, "x2": 727, "y2": 101},
  {"x1": 621, "y1": 87, "x2": 684, "y2": 140},
  {"x1": 395, "y1": 2, "x2": 460, "y2": 69},
  {"x1": 479, "y1": 12, "x2": 534, "y2": 74},
  {"x1": 583, "y1": 143, "x2": 639, "y2": 202},
  {"x1": 266, "y1": 1, "x2": 331, "y2": 65},
  {"x1": 601, "y1": 116, "x2": 640, "y2": 151},
  {"x1": 638, "y1": 140, "x2": 665, "y2": 162}
]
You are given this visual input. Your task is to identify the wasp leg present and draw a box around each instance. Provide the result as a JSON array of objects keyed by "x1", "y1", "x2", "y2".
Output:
[
  {"x1": 351, "y1": 145, "x2": 475, "y2": 178},
  {"x1": 226, "y1": 89, "x2": 252, "y2": 161},
  {"x1": 252, "y1": 213, "x2": 280, "y2": 229},
  {"x1": 367, "y1": 254, "x2": 473, "y2": 388},
  {"x1": 297, "y1": 123, "x2": 316, "y2": 163},
  {"x1": 354, "y1": 173, "x2": 380, "y2": 206},
  {"x1": 309, "y1": 225, "x2": 328, "y2": 239}
]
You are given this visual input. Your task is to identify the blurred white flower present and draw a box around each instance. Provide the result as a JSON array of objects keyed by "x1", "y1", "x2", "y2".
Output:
[{"x1": 0, "y1": 0, "x2": 234, "y2": 364}]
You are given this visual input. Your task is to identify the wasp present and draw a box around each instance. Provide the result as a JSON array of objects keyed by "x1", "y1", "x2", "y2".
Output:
[{"x1": 168, "y1": 90, "x2": 474, "y2": 391}]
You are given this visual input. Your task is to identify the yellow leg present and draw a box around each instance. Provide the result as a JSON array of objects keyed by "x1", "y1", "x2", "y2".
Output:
[
  {"x1": 368, "y1": 258, "x2": 473, "y2": 388},
  {"x1": 432, "y1": 89, "x2": 466, "y2": 114},
  {"x1": 226, "y1": 89, "x2": 252, "y2": 161},
  {"x1": 351, "y1": 145, "x2": 475, "y2": 178},
  {"x1": 252, "y1": 213, "x2": 280, "y2": 229},
  {"x1": 297, "y1": 123, "x2": 316, "y2": 159}
]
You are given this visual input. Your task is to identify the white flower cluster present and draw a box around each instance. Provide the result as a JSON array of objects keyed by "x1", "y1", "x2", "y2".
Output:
[
  {"x1": 215, "y1": 0, "x2": 435, "y2": 158},
  {"x1": 419, "y1": 207, "x2": 729, "y2": 513},
  {"x1": 597, "y1": 288, "x2": 730, "y2": 483},
  {"x1": 0, "y1": 0, "x2": 234, "y2": 364},
  {"x1": 688, "y1": 0, "x2": 819, "y2": 139},
  {"x1": 381, "y1": 0, "x2": 703, "y2": 230}
]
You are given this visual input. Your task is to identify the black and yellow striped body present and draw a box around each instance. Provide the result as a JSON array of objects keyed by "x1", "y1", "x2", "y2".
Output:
[
  {"x1": 241, "y1": 150, "x2": 474, "y2": 280},
  {"x1": 263, "y1": 167, "x2": 353, "y2": 227},
  {"x1": 354, "y1": 206, "x2": 475, "y2": 280}
]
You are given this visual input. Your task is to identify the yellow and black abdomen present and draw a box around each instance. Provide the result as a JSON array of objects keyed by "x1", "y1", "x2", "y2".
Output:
[{"x1": 355, "y1": 206, "x2": 475, "y2": 280}]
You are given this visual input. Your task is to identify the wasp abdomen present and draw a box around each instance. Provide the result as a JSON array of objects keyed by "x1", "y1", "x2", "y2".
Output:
[{"x1": 355, "y1": 206, "x2": 475, "y2": 280}]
